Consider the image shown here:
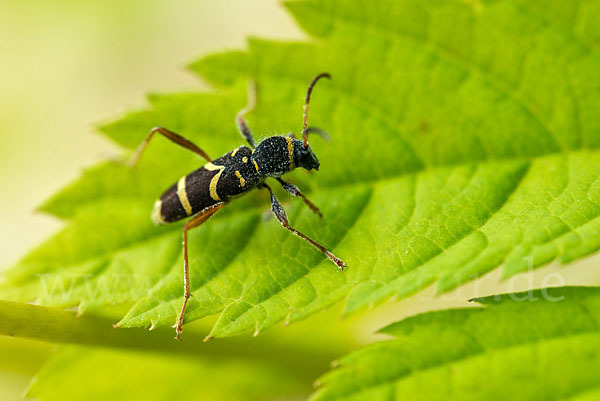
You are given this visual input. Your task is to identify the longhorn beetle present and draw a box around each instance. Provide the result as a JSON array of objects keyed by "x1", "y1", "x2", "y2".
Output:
[{"x1": 129, "y1": 73, "x2": 345, "y2": 339}]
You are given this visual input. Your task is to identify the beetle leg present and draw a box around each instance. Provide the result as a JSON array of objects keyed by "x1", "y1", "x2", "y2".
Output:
[
  {"x1": 276, "y1": 178, "x2": 323, "y2": 218},
  {"x1": 129, "y1": 127, "x2": 212, "y2": 167},
  {"x1": 236, "y1": 80, "x2": 257, "y2": 148},
  {"x1": 173, "y1": 202, "x2": 225, "y2": 340},
  {"x1": 264, "y1": 184, "x2": 345, "y2": 270}
]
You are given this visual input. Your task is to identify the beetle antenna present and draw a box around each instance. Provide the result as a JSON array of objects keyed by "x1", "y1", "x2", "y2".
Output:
[{"x1": 302, "y1": 72, "x2": 331, "y2": 148}]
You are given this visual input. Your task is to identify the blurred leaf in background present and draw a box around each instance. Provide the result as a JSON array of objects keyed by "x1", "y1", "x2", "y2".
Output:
[{"x1": 29, "y1": 346, "x2": 307, "y2": 401}]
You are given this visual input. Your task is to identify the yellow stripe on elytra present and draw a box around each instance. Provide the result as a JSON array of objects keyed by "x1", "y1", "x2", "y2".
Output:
[
  {"x1": 151, "y1": 199, "x2": 166, "y2": 224},
  {"x1": 177, "y1": 177, "x2": 193, "y2": 215},
  {"x1": 285, "y1": 136, "x2": 294, "y2": 169},
  {"x1": 235, "y1": 170, "x2": 245, "y2": 187},
  {"x1": 253, "y1": 159, "x2": 260, "y2": 173},
  {"x1": 202, "y1": 161, "x2": 226, "y2": 201},
  {"x1": 203, "y1": 162, "x2": 221, "y2": 171},
  {"x1": 209, "y1": 168, "x2": 225, "y2": 201}
]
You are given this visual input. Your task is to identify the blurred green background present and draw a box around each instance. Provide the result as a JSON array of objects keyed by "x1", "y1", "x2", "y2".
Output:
[
  {"x1": 0, "y1": 1, "x2": 302, "y2": 399},
  {"x1": 3, "y1": 1, "x2": 600, "y2": 400}
]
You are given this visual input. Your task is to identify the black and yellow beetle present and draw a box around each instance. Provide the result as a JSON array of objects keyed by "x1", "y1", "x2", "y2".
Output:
[{"x1": 129, "y1": 73, "x2": 345, "y2": 339}]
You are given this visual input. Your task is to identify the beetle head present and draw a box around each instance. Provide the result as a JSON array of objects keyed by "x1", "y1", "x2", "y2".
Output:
[{"x1": 293, "y1": 139, "x2": 320, "y2": 171}]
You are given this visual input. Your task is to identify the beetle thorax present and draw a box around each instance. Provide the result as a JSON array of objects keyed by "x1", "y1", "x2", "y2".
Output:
[
  {"x1": 252, "y1": 136, "x2": 320, "y2": 177},
  {"x1": 252, "y1": 136, "x2": 295, "y2": 177}
]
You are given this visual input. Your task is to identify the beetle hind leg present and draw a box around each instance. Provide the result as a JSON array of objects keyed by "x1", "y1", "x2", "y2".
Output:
[{"x1": 173, "y1": 202, "x2": 225, "y2": 340}]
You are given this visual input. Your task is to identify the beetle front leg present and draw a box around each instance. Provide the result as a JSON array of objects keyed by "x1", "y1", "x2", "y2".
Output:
[
  {"x1": 276, "y1": 178, "x2": 323, "y2": 218},
  {"x1": 264, "y1": 184, "x2": 345, "y2": 270}
]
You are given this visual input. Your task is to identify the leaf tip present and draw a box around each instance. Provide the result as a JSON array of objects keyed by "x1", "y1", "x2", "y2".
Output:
[
  {"x1": 470, "y1": 293, "x2": 504, "y2": 305},
  {"x1": 203, "y1": 335, "x2": 213, "y2": 343}
]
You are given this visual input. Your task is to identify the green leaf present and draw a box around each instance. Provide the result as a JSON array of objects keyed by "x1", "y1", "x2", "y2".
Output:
[
  {"x1": 312, "y1": 286, "x2": 600, "y2": 401},
  {"x1": 3, "y1": 0, "x2": 600, "y2": 338}
]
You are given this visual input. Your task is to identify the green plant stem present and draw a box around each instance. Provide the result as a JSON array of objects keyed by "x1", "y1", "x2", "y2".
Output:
[{"x1": 0, "y1": 299, "x2": 345, "y2": 379}]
